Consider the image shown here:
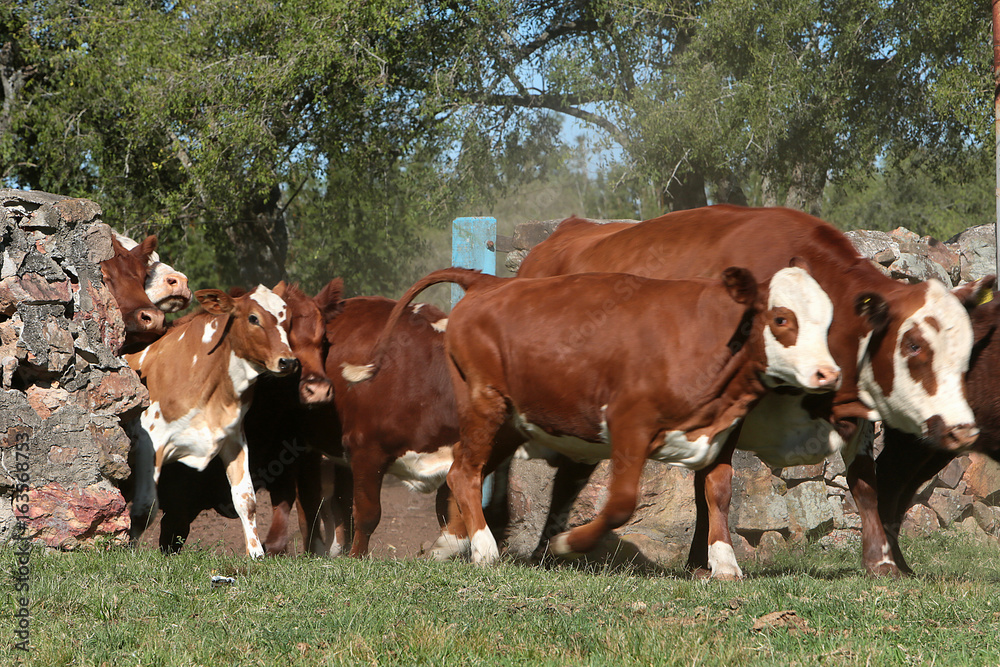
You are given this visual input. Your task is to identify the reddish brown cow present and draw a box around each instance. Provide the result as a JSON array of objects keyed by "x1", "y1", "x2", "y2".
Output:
[
  {"x1": 100, "y1": 235, "x2": 166, "y2": 347},
  {"x1": 296, "y1": 284, "x2": 459, "y2": 558},
  {"x1": 515, "y1": 206, "x2": 994, "y2": 577},
  {"x1": 875, "y1": 295, "x2": 1000, "y2": 574},
  {"x1": 155, "y1": 283, "x2": 335, "y2": 554},
  {"x1": 344, "y1": 266, "x2": 840, "y2": 571},
  {"x1": 126, "y1": 285, "x2": 297, "y2": 558}
]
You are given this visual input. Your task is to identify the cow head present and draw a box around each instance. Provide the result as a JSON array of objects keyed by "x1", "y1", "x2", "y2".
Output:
[
  {"x1": 722, "y1": 265, "x2": 839, "y2": 394},
  {"x1": 145, "y1": 262, "x2": 192, "y2": 313},
  {"x1": 195, "y1": 286, "x2": 298, "y2": 377},
  {"x1": 759, "y1": 262, "x2": 840, "y2": 393},
  {"x1": 857, "y1": 275, "x2": 996, "y2": 451},
  {"x1": 271, "y1": 281, "x2": 334, "y2": 405},
  {"x1": 101, "y1": 235, "x2": 166, "y2": 343}
]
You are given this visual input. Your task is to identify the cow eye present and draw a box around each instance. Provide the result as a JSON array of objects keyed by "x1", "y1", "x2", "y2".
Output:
[
  {"x1": 907, "y1": 342, "x2": 921, "y2": 356},
  {"x1": 774, "y1": 316, "x2": 787, "y2": 326},
  {"x1": 248, "y1": 314, "x2": 260, "y2": 326}
]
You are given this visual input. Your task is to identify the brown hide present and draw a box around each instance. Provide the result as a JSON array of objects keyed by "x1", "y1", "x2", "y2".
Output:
[{"x1": 101, "y1": 235, "x2": 166, "y2": 346}]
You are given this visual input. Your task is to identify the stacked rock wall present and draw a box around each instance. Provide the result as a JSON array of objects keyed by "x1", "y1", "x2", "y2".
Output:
[
  {"x1": 503, "y1": 217, "x2": 1000, "y2": 565},
  {"x1": 0, "y1": 190, "x2": 146, "y2": 550}
]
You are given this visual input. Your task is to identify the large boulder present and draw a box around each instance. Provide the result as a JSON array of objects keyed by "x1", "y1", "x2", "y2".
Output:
[{"x1": 0, "y1": 190, "x2": 146, "y2": 549}]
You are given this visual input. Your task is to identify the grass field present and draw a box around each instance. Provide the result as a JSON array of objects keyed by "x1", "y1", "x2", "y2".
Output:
[{"x1": 4, "y1": 530, "x2": 1000, "y2": 666}]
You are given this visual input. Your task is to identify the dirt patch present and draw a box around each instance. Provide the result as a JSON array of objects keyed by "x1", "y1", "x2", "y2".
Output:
[{"x1": 138, "y1": 476, "x2": 441, "y2": 559}]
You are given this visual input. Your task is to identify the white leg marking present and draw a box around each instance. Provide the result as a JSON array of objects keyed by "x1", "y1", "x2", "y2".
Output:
[
  {"x1": 549, "y1": 532, "x2": 583, "y2": 559},
  {"x1": 470, "y1": 528, "x2": 499, "y2": 564},
  {"x1": 708, "y1": 541, "x2": 743, "y2": 579},
  {"x1": 429, "y1": 531, "x2": 471, "y2": 561}
]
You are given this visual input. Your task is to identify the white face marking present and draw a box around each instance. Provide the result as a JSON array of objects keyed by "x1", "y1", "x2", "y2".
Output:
[
  {"x1": 202, "y1": 320, "x2": 219, "y2": 344},
  {"x1": 763, "y1": 267, "x2": 839, "y2": 391},
  {"x1": 250, "y1": 285, "x2": 290, "y2": 348},
  {"x1": 429, "y1": 531, "x2": 471, "y2": 561},
  {"x1": 470, "y1": 527, "x2": 499, "y2": 564},
  {"x1": 386, "y1": 446, "x2": 454, "y2": 494},
  {"x1": 858, "y1": 280, "x2": 977, "y2": 438},
  {"x1": 708, "y1": 541, "x2": 743, "y2": 579}
]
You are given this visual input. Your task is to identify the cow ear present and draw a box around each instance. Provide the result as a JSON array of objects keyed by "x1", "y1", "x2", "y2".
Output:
[
  {"x1": 227, "y1": 286, "x2": 248, "y2": 298},
  {"x1": 196, "y1": 289, "x2": 235, "y2": 315},
  {"x1": 721, "y1": 267, "x2": 757, "y2": 305},
  {"x1": 272, "y1": 280, "x2": 288, "y2": 299},
  {"x1": 855, "y1": 292, "x2": 889, "y2": 334},
  {"x1": 788, "y1": 256, "x2": 813, "y2": 274},
  {"x1": 952, "y1": 275, "x2": 997, "y2": 311},
  {"x1": 315, "y1": 278, "x2": 346, "y2": 321},
  {"x1": 131, "y1": 235, "x2": 158, "y2": 265}
]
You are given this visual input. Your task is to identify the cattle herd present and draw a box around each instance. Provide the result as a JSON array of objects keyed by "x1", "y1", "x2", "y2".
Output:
[{"x1": 102, "y1": 204, "x2": 998, "y2": 580}]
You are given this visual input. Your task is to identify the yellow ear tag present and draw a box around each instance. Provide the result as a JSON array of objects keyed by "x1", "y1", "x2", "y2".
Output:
[{"x1": 978, "y1": 288, "x2": 994, "y2": 306}]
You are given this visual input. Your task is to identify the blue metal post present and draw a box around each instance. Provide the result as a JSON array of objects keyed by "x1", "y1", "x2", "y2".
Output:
[
  {"x1": 451, "y1": 216, "x2": 497, "y2": 308},
  {"x1": 451, "y1": 216, "x2": 498, "y2": 508}
]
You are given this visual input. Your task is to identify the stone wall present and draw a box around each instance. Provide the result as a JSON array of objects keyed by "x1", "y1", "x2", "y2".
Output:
[
  {"x1": 0, "y1": 190, "x2": 146, "y2": 550},
  {"x1": 502, "y1": 217, "x2": 1000, "y2": 565}
]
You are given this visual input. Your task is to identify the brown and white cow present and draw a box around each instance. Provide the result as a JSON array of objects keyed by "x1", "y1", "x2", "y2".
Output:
[
  {"x1": 343, "y1": 265, "x2": 840, "y2": 571},
  {"x1": 113, "y1": 231, "x2": 192, "y2": 313},
  {"x1": 516, "y1": 205, "x2": 994, "y2": 576},
  {"x1": 155, "y1": 282, "x2": 335, "y2": 555},
  {"x1": 101, "y1": 235, "x2": 166, "y2": 347},
  {"x1": 125, "y1": 285, "x2": 298, "y2": 558},
  {"x1": 875, "y1": 294, "x2": 1000, "y2": 574}
]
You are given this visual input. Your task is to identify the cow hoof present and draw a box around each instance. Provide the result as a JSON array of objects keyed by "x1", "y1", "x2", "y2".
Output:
[
  {"x1": 470, "y1": 528, "x2": 500, "y2": 565},
  {"x1": 866, "y1": 561, "x2": 904, "y2": 578},
  {"x1": 689, "y1": 567, "x2": 712, "y2": 580},
  {"x1": 548, "y1": 533, "x2": 583, "y2": 560},
  {"x1": 429, "y1": 532, "x2": 470, "y2": 561}
]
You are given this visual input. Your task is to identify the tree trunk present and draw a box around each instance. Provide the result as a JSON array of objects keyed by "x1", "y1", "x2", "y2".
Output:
[
  {"x1": 784, "y1": 162, "x2": 827, "y2": 216},
  {"x1": 661, "y1": 170, "x2": 708, "y2": 211},
  {"x1": 713, "y1": 174, "x2": 749, "y2": 207},
  {"x1": 225, "y1": 184, "x2": 288, "y2": 287}
]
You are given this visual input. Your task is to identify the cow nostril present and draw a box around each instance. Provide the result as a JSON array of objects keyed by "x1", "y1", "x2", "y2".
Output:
[{"x1": 278, "y1": 357, "x2": 299, "y2": 373}]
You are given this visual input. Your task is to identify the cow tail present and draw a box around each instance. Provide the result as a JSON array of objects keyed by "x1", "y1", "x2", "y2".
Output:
[{"x1": 340, "y1": 268, "x2": 496, "y2": 383}]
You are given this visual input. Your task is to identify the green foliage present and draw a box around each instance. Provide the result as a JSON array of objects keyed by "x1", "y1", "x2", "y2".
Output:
[{"x1": 823, "y1": 148, "x2": 995, "y2": 240}]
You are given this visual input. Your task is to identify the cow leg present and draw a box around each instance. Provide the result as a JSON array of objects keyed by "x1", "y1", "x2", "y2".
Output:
[
  {"x1": 158, "y1": 504, "x2": 200, "y2": 554},
  {"x1": 346, "y1": 447, "x2": 387, "y2": 558},
  {"x1": 876, "y1": 428, "x2": 953, "y2": 575},
  {"x1": 128, "y1": 423, "x2": 159, "y2": 543},
  {"x1": 218, "y1": 435, "x2": 264, "y2": 559},
  {"x1": 263, "y1": 474, "x2": 296, "y2": 555},
  {"x1": 448, "y1": 378, "x2": 510, "y2": 565},
  {"x1": 429, "y1": 483, "x2": 471, "y2": 560},
  {"x1": 687, "y1": 427, "x2": 741, "y2": 577},
  {"x1": 843, "y1": 419, "x2": 900, "y2": 577},
  {"x1": 548, "y1": 419, "x2": 649, "y2": 558},
  {"x1": 703, "y1": 435, "x2": 740, "y2": 579},
  {"x1": 532, "y1": 457, "x2": 597, "y2": 562}
]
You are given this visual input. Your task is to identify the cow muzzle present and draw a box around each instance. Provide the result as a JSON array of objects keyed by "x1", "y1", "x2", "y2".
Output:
[
  {"x1": 275, "y1": 357, "x2": 300, "y2": 376},
  {"x1": 925, "y1": 415, "x2": 980, "y2": 452},
  {"x1": 299, "y1": 375, "x2": 334, "y2": 405},
  {"x1": 808, "y1": 364, "x2": 842, "y2": 393},
  {"x1": 128, "y1": 306, "x2": 166, "y2": 334}
]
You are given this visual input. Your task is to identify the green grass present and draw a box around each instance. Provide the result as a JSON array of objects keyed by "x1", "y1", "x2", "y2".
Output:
[{"x1": 4, "y1": 531, "x2": 1000, "y2": 666}]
